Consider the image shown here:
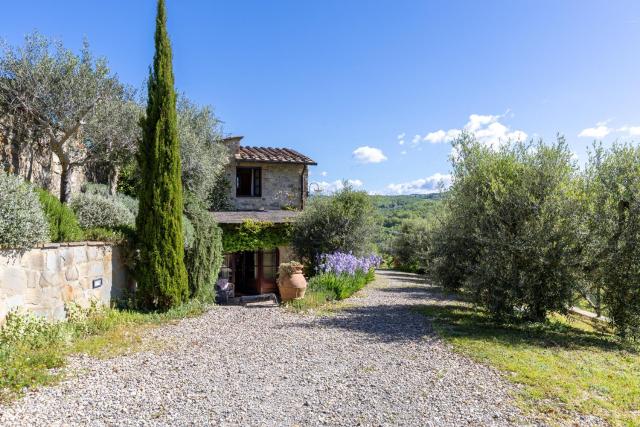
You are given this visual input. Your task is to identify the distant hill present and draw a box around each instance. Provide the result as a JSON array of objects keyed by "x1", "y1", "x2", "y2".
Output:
[{"x1": 371, "y1": 192, "x2": 446, "y2": 253}]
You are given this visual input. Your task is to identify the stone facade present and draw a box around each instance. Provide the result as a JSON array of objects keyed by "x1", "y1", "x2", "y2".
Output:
[
  {"x1": 277, "y1": 245, "x2": 296, "y2": 264},
  {"x1": 1, "y1": 140, "x2": 86, "y2": 200},
  {"x1": 0, "y1": 243, "x2": 130, "y2": 323},
  {"x1": 225, "y1": 161, "x2": 309, "y2": 211}
]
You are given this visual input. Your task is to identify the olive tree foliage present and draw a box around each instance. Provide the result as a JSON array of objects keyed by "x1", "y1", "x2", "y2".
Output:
[
  {"x1": 292, "y1": 184, "x2": 377, "y2": 271},
  {"x1": 0, "y1": 32, "x2": 125, "y2": 203},
  {"x1": 177, "y1": 95, "x2": 229, "y2": 202},
  {"x1": 580, "y1": 143, "x2": 640, "y2": 339},
  {"x1": 392, "y1": 218, "x2": 435, "y2": 272},
  {"x1": 83, "y1": 92, "x2": 143, "y2": 195},
  {"x1": 430, "y1": 133, "x2": 581, "y2": 322}
]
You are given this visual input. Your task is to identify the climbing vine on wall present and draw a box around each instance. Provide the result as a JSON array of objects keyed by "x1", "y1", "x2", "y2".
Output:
[{"x1": 221, "y1": 220, "x2": 293, "y2": 253}]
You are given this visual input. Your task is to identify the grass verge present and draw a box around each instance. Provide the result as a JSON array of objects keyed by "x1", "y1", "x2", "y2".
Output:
[
  {"x1": 416, "y1": 299, "x2": 639, "y2": 426},
  {"x1": 0, "y1": 300, "x2": 208, "y2": 403}
]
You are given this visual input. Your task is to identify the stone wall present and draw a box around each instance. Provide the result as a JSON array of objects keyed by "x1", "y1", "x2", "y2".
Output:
[
  {"x1": 0, "y1": 242, "x2": 130, "y2": 323},
  {"x1": 225, "y1": 161, "x2": 308, "y2": 211},
  {"x1": 1, "y1": 133, "x2": 86, "y2": 200},
  {"x1": 278, "y1": 245, "x2": 296, "y2": 264}
]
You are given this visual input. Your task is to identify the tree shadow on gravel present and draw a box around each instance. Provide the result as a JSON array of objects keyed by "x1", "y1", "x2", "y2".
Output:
[
  {"x1": 377, "y1": 271, "x2": 427, "y2": 283},
  {"x1": 280, "y1": 303, "x2": 434, "y2": 343}
]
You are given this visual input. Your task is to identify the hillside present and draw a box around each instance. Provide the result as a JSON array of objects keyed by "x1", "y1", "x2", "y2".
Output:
[{"x1": 372, "y1": 193, "x2": 445, "y2": 252}]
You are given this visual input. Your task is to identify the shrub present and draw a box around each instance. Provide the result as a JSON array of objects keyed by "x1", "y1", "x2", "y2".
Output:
[
  {"x1": 278, "y1": 261, "x2": 303, "y2": 278},
  {"x1": 0, "y1": 172, "x2": 49, "y2": 249},
  {"x1": 36, "y1": 189, "x2": 84, "y2": 242},
  {"x1": 184, "y1": 199, "x2": 224, "y2": 301},
  {"x1": 392, "y1": 218, "x2": 434, "y2": 272},
  {"x1": 70, "y1": 193, "x2": 135, "y2": 230},
  {"x1": 292, "y1": 185, "x2": 377, "y2": 270},
  {"x1": 82, "y1": 226, "x2": 135, "y2": 243},
  {"x1": 82, "y1": 183, "x2": 139, "y2": 217}
]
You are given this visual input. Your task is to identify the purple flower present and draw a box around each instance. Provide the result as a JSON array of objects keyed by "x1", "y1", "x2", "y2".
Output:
[{"x1": 318, "y1": 252, "x2": 382, "y2": 276}]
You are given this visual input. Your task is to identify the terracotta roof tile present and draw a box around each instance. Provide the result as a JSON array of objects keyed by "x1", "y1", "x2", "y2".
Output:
[{"x1": 235, "y1": 146, "x2": 317, "y2": 165}]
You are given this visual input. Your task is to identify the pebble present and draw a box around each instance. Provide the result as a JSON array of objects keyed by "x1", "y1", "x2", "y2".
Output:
[{"x1": 0, "y1": 271, "x2": 570, "y2": 426}]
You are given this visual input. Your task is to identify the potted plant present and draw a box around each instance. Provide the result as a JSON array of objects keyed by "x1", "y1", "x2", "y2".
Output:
[{"x1": 277, "y1": 261, "x2": 307, "y2": 301}]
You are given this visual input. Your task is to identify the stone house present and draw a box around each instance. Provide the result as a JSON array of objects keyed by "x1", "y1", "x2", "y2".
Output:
[{"x1": 213, "y1": 137, "x2": 316, "y2": 296}]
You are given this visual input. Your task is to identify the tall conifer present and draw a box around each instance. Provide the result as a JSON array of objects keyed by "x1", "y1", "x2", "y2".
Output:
[{"x1": 136, "y1": 0, "x2": 188, "y2": 308}]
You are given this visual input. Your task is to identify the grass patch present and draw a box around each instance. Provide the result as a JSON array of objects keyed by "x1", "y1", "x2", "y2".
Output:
[
  {"x1": 417, "y1": 300, "x2": 640, "y2": 426},
  {"x1": 0, "y1": 300, "x2": 208, "y2": 402},
  {"x1": 288, "y1": 269, "x2": 375, "y2": 313}
]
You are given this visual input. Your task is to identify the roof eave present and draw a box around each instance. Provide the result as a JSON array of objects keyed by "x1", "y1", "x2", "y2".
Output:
[{"x1": 235, "y1": 158, "x2": 317, "y2": 166}]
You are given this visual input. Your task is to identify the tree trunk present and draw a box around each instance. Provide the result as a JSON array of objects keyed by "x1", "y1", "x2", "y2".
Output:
[
  {"x1": 108, "y1": 165, "x2": 120, "y2": 195},
  {"x1": 59, "y1": 162, "x2": 73, "y2": 204}
]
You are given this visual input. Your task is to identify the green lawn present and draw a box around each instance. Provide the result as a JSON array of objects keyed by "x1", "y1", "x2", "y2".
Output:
[{"x1": 417, "y1": 298, "x2": 640, "y2": 426}]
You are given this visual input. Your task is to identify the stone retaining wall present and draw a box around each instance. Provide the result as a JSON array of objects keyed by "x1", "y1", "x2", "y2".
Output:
[{"x1": 0, "y1": 242, "x2": 130, "y2": 323}]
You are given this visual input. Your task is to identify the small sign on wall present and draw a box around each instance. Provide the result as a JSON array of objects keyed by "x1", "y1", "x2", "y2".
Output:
[{"x1": 92, "y1": 278, "x2": 103, "y2": 289}]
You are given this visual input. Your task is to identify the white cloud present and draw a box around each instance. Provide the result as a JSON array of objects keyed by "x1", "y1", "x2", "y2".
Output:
[
  {"x1": 411, "y1": 134, "x2": 422, "y2": 146},
  {"x1": 419, "y1": 113, "x2": 526, "y2": 149},
  {"x1": 579, "y1": 122, "x2": 611, "y2": 138},
  {"x1": 352, "y1": 146, "x2": 388, "y2": 163},
  {"x1": 386, "y1": 173, "x2": 452, "y2": 195},
  {"x1": 398, "y1": 139, "x2": 405, "y2": 145},
  {"x1": 397, "y1": 132, "x2": 406, "y2": 145},
  {"x1": 400, "y1": 150, "x2": 407, "y2": 155},
  {"x1": 320, "y1": 171, "x2": 328, "y2": 177},
  {"x1": 618, "y1": 125, "x2": 640, "y2": 136},
  {"x1": 315, "y1": 179, "x2": 363, "y2": 194},
  {"x1": 424, "y1": 129, "x2": 462, "y2": 144}
]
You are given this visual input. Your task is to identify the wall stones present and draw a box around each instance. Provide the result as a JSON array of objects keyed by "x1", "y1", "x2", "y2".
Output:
[
  {"x1": 225, "y1": 161, "x2": 308, "y2": 211},
  {"x1": 0, "y1": 243, "x2": 130, "y2": 323}
]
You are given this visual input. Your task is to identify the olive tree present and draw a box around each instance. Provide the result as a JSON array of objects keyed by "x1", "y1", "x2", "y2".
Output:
[
  {"x1": 0, "y1": 32, "x2": 122, "y2": 202},
  {"x1": 177, "y1": 95, "x2": 229, "y2": 202},
  {"x1": 392, "y1": 218, "x2": 434, "y2": 272},
  {"x1": 582, "y1": 143, "x2": 640, "y2": 339},
  {"x1": 430, "y1": 133, "x2": 580, "y2": 321},
  {"x1": 292, "y1": 184, "x2": 377, "y2": 271},
  {"x1": 83, "y1": 91, "x2": 143, "y2": 195}
]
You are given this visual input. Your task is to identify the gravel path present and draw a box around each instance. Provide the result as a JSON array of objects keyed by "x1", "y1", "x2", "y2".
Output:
[{"x1": 1, "y1": 271, "x2": 533, "y2": 426}]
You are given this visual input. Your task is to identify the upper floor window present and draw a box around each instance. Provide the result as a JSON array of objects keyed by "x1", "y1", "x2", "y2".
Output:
[{"x1": 236, "y1": 167, "x2": 261, "y2": 197}]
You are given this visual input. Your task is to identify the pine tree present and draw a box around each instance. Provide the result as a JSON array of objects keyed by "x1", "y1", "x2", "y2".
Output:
[{"x1": 136, "y1": 0, "x2": 189, "y2": 309}]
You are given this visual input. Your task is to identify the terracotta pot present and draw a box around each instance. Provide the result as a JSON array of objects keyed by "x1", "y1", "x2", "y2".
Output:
[{"x1": 278, "y1": 268, "x2": 307, "y2": 301}]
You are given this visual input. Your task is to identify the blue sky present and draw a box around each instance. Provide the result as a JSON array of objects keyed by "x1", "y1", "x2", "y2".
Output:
[{"x1": 3, "y1": 1, "x2": 640, "y2": 194}]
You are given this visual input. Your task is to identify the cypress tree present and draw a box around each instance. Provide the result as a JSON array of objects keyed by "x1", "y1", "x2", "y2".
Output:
[{"x1": 136, "y1": 0, "x2": 189, "y2": 309}]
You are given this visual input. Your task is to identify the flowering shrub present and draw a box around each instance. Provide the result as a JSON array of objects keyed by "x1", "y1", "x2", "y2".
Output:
[
  {"x1": 318, "y1": 252, "x2": 382, "y2": 276},
  {"x1": 0, "y1": 172, "x2": 50, "y2": 249},
  {"x1": 0, "y1": 309, "x2": 61, "y2": 347}
]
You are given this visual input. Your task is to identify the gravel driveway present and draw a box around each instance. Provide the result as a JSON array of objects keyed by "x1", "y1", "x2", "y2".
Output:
[{"x1": 1, "y1": 270, "x2": 532, "y2": 426}]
